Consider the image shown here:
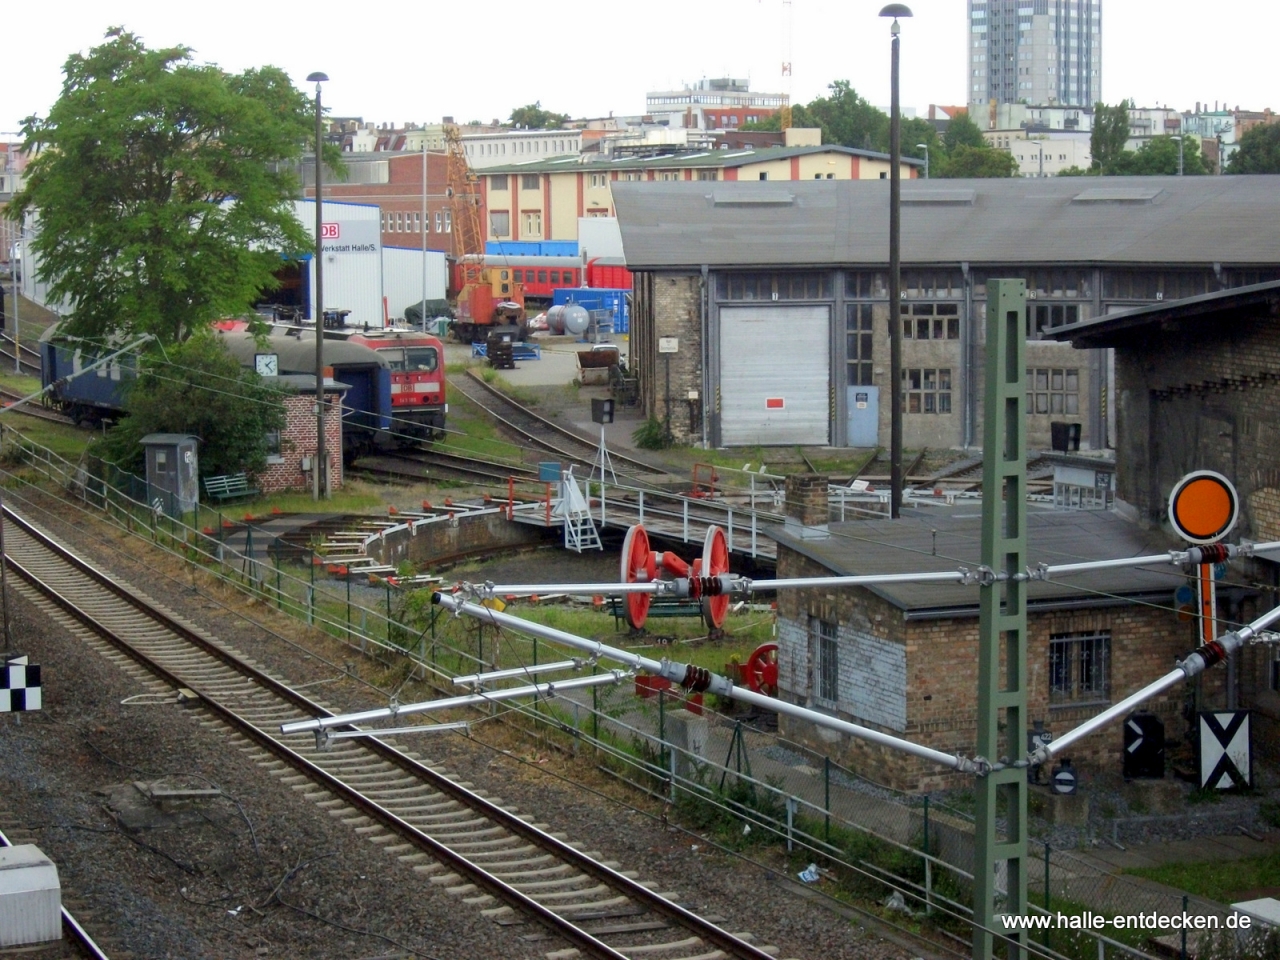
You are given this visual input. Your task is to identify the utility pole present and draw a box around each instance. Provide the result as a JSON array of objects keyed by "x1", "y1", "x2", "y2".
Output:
[
  {"x1": 307, "y1": 72, "x2": 329, "y2": 500},
  {"x1": 973, "y1": 279, "x2": 1029, "y2": 960}
]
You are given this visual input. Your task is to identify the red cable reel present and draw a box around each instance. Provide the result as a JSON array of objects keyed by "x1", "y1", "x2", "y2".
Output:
[
  {"x1": 619, "y1": 523, "x2": 732, "y2": 632},
  {"x1": 744, "y1": 642, "x2": 779, "y2": 697}
]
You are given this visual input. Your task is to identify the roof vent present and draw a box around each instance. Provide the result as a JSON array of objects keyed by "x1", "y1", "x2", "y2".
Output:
[
  {"x1": 902, "y1": 189, "x2": 975, "y2": 205},
  {"x1": 709, "y1": 190, "x2": 796, "y2": 207},
  {"x1": 1071, "y1": 187, "x2": 1164, "y2": 204}
]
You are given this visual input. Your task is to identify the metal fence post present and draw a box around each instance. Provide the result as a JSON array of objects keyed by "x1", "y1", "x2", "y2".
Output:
[
  {"x1": 308, "y1": 551, "x2": 315, "y2": 626},
  {"x1": 785, "y1": 796, "x2": 797, "y2": 851},
  {"x1": 638, "y1": 490, "x2": 645, "y2": 524},
  {"x1": 923, "y1": 794, "x2": 930, "y2": 854},
  {"x1": 824, "y1": 756, "x2": 831, "y2": 842},
  {"x1": 1180, "y1": 894, "x2": 1188, "y2": 960},
  {"x1": 385, "y1": 580, "x2": 392, "y2": 646},
  {"x1": 346, "y1": 568, "x2": 352, "y2": 642},
  {"x1": 658, "y1": 686, "x2": 666, "y2": 771}
]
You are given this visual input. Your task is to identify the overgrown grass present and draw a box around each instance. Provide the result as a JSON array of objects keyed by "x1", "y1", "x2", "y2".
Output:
[
  {"x1": 2, "y1": 415, "x2": 97, "y2": 461},
  {"x1": 1127, "y1": 853, "x2": 1280, "y2": 904}
]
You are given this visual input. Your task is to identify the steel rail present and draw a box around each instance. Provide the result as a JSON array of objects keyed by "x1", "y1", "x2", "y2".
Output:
[
  {"x1": 2, "y1": 508, "x2": 776, "y2": 960},
  {"x1": 0, "y1": 826, "x2": 112, "y2": 959},
  {"x1": 457, "y1": 370, "x2": 661, "y2": 476}
]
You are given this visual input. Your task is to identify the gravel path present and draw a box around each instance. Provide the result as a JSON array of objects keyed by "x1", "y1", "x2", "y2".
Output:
[{"x1": 0, "y1": 486, "x2": 929, "y2": 960}]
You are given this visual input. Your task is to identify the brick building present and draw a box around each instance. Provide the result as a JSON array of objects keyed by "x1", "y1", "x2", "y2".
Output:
[
  {"x1": 614, "y1": 176, "x2": 1280, "y2": 452},
  {"x1": 1048, "y1": 280, "x2": 1280, "y2": 746},
  {"x1": 255, "y1": 375, "x2": 347, "y2": 494},
  {"x1": 303, "y1": 151, "x2": 455, "y2": 254},
  {"x1": 770, "y1": 481, "x2": 1239, "y2": 792}
]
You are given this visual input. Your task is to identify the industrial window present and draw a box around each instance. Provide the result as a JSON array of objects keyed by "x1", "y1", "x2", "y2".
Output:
[
  {"x1": 903, "y1": 270, "x2": 964, "y2": 299},
  {"x1": 413, "y1": 213, "x2": 421, "y2": 233},
  {"x1": 513, "y1": 270, "x2": 524, "y2": 282},
  {"x1": 521, "y1": 174, "x2": 540, "y2": 190},
  {"x1": 489, "y1": 211, "x2": 510, "y2": 237},
  {"x1": 491, "y1": 175, "x2": 509, "y2": 191},
  {"x1": 537, "y1": 270, "x2": 547, "y2": 284},
  {"x1": 564, "y1": 269, "x2": 577, "y2": 285},
  {"x1": 660, "y1": 172, "x2": 679, "y2": 181},
  {"x1": 902, "y1": 368, "x2": 952, "y2": 414},
  {"x1": 845, "y1": 303, "x2": 874, "y2": 386},
  {"x1": 899, "y1": 303, "x2": 959, "y2": 339},
  {"x1": 716, "y1": 272, "x2": 832, "y2": 301},
  {"x1": 846, "y1": 271, "x2": 889, "y2": 299},
  {"x1": 1049, "y1": 632, "x2": 1111, "y2": 705},
  {"x1": 265, "y1": 430, "x2": 282, "y2": 462},
  {"x1": 1026, "y1": 367, "x2": 1079, "y2": 415},
  {"x1": 589, "y1": 173, "x2": 607, "y2": 187},
  {"x1": 809, "y1": 618, "x2": 839, "y2": 707},
  {"x1": 522, "y1": 211, "x2": 542, "y2": 237},
  {"x1": 1027, "y1": 303, "x2": 1081, "y2": 338}
]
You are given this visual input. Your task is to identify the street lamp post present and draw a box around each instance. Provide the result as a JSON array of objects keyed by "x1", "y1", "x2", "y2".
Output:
[
  {"x1": 1035, "y1": 140, "x2": 1045, "y2": 178},
  {"x1": 1171, "y1": 134, "x2": 1184, "y2": 175},
  {"x1": 915, "y1": 142, "x2": 929, "y2": 179},
  {"x1": 881, "y1": 3, "x2": 911, "y2": 520},
  {"x1": 307, "y1": 71, "x2": 329, "y2": 501}
]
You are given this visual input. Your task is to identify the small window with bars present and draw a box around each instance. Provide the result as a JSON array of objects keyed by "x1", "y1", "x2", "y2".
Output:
[
  {"x1": 899, "y1": 302, "x2": 960, "y2": 339},
  {"x1": 810, "y1": 618, "x2": 839, "y2": 707},
  {"x1": 1049, "y1": 632, "x2": 1111, "y2": 704}
]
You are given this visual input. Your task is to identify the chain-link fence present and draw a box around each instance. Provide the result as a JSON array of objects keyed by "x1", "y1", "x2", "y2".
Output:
[{"x1": 2, "y1": 430, "x2": 1258, "y2": 960}]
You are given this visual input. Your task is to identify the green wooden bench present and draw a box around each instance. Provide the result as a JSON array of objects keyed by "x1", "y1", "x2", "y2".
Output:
[
  {"x1": 203, "y1": 473, "x2": 259, "y2": 503},
  {"x1": 607, "y1": 595, "x2": 704, "y2": 631}
]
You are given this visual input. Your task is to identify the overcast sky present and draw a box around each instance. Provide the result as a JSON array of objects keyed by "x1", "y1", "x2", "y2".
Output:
[{"x1": 3, "y1": 1, "x2": 1276, "y2": 136}]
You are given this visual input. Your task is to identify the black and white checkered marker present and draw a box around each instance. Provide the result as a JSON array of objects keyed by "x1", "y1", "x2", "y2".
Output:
[{"x1": 1, "y1": 655, "x2": 42, "y2": 712}]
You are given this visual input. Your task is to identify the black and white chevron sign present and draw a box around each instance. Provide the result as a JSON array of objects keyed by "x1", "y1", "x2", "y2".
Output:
[
  {"x1": 1, "y1": 655, "x2": 42, "y2": 713},
  {"x1": 1198, "y1": 710, "x2": 1251, "y2": 790}
]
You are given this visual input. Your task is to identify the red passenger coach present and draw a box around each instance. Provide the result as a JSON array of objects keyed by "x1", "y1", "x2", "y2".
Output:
[{"x1": 341, "y1": 328, "x2": 447, "y2": 443}]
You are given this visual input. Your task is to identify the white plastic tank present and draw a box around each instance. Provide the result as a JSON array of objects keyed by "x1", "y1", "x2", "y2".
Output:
[{"x1": 547, "y1": 303, "x2": 590, "y2": 336}]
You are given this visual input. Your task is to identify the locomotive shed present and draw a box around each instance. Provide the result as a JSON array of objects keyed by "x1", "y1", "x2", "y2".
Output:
[{"x1": 0, "y1": 486, "x2": 924, "y2": 960}]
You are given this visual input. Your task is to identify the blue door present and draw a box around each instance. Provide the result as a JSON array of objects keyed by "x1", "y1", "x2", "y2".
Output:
[{"x1": 847, "y1": 386, "x2": 879, "y2": 447}]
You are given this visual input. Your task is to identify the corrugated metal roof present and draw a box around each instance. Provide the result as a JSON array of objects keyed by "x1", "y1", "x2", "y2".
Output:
[
  {"x1": 1046, "y1": 278, "x2": 1280, "y2": 348},
  {"x1": 481, "y1": 144, "x2": 917, "y2": 175},
  {"x1": 771, "y1": 510, "x2": 1181, "y2": 616},
  {"x1": 613, "y1": 176, "x2": 1280, "y2": 269}
]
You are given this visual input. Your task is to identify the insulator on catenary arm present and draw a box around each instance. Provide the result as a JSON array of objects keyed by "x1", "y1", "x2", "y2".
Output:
[{"x1": 1029, "y1": 601, "x2": 1280, "y2": 766}]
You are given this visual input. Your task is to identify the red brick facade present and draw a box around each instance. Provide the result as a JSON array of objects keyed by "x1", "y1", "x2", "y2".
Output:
[{"x1": 256, "y1": 391, "x2": 344, "y2": 494}]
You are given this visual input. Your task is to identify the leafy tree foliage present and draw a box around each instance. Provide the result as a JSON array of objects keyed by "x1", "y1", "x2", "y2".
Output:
[
  {"x1": 1090, "y1": 100, "x2": 1132, "y2": 174},
  {"x1": 943, "y1": 112, "x2": 987, "y2": 152},
  {"x1": 97, "y1": 333, "x2": 286, "y2": 480},
  {"x1": 9, "y1": 30, "x2": 313, "y2": 348},
  {"x1": 1115, "y1": 134, "x2": 1208, "y2": 175},
  {"x1": 940, "y1": 145, "x2": 1020, "y2": 179},
  {"x1": 1228, "y1": 122, "x2": 1280, "y2": 174},
  {"x1": 509, "y1": 102, "x2": 569, "y2": 129}
]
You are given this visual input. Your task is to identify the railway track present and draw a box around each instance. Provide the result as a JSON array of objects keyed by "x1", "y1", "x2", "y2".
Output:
[
  {"x1": 354, "y1": 449, "x2": 538, "y2": 487},
  {"x1": 0, "y1": 384, "x2": 78, "y2": 426},
  {"x1": 2, "y1": 507, "x2": 786, "y2": 960},
  {"x1": 456, "y1": 371, "x2": 667, "y2": 481},
  {"x1": 0, "y1": 332, "x2": 44, "y2": 377}
]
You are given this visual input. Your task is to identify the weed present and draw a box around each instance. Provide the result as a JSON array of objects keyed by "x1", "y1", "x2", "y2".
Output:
[{"x1": 632, "y1": 418, "x2": 673, "y2": 450}]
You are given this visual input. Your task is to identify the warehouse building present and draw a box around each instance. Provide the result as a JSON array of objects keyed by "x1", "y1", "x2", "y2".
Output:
[{"x1": 612, "y1": 175, "x2": 1280, "y2": 452}]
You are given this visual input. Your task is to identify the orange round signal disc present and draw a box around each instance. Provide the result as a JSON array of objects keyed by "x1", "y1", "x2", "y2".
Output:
[{"x1": 1167, "y1": 471, "x2": 1239, "y2": 545}]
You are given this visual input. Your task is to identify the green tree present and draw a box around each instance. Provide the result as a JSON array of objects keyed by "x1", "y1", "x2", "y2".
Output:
[
  {"x1": 939, "y1": 145, "x2": 1019, "y2": 178},
  {"x1": 1228, "y1": 122, "x2": 1280, "y2": 173},
  {"x1": 509, "y1": 102, "x2": 569, "y2": 129},
  {"x1": 1090, "y1": 100, "x2": 1132, "y2": 174},
  {"x1": 9, "y1": 29, "x2": 313, "y2": 348},
  {"x1": 1119, "y1": 134, "x2": 1208, "y2": 175},
  {"x1": 795, "y1": 81, "x2": 888, "y2": 152},
  {"x1": 942, "y1": 111, "x2": 987, "y2": 152},
  {"x1": 97, "y1": 333, "x2": 286, "y2": 480}
]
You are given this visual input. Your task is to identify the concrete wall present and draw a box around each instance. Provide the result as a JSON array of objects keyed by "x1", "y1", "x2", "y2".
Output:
[{"x1": 366, "y1": 509, "x2": 545, "y2": 570}]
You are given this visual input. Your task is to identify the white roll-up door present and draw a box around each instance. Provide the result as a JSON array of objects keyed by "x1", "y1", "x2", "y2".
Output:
[{"x1": 720, "y1": 305, "x2": 830, "y2": 446}]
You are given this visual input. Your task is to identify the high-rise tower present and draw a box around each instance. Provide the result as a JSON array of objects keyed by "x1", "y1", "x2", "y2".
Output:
[{"x1": 967, "y1": 1, "x2": 1101, "y2": 112}]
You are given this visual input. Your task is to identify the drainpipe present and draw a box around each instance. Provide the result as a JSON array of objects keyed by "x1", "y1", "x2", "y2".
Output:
[{"x1": 700, "y1": 264, "x2": 710, "y2": 449}]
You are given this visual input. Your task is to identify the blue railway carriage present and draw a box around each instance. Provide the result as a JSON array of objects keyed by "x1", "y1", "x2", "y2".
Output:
[{"x1": 39, "y1": 324, "x2": 134, "y2": 424}]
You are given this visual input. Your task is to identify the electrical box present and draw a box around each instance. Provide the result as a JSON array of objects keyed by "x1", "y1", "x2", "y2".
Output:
[
  {"x1": 140, "y1": 434, "x2": 200, "y2": 518},
  {"x1": 0, "y1": 845, "x2": 61, "y2": 948}
]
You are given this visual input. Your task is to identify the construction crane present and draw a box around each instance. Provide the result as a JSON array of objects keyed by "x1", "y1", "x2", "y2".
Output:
[
  {"x1": 442, "y1": 123, "x2": 526, "y2": 343},
  {"x1": 779, "y1": 0, "x2": 793, "y2": 130}
]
